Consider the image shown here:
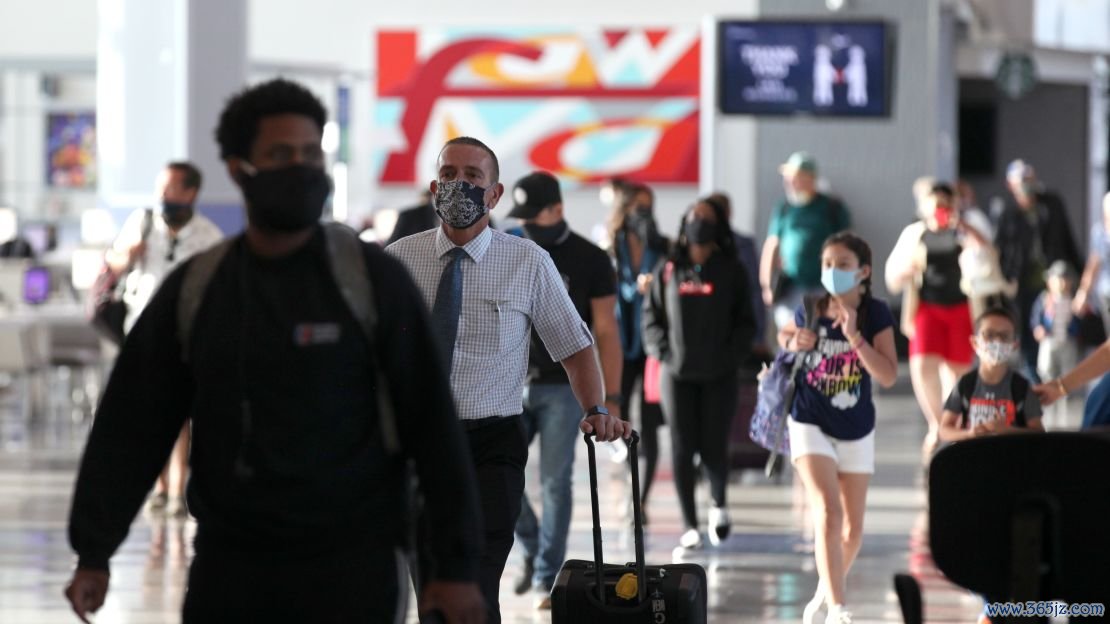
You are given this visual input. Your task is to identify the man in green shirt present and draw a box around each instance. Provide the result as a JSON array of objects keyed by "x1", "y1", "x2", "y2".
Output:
[{"x1": 759, "y1": 152, "x2": 852, "y2": 329}]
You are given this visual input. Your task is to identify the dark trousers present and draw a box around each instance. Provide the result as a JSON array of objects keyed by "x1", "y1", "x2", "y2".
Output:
[
  {"x1": 417, "y1": 415, "x2": 527, "y2": 624},
  {"x1": 182, "y1": 541, "x2": 402, "y2": 623},
  {"x1": 659, "y1": 368, "x2": 738, "y2": 530},
  {"x1": 1016, "y1": 289, "x2": 1042, "y2": 383},
  {"x1": 621, "y1": 355, "x2": 664, "y2": 504}
]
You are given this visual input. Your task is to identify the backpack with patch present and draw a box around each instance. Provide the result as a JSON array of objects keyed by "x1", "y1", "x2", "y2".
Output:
[
  {"x1": 956, "y1": 370, "x2": 1030, "y2": 428},
  {"x1": 175, "y1": 222, "x2": 400, "y2": 456}
]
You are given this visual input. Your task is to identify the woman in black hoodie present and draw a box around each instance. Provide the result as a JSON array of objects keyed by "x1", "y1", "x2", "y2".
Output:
[{"x1": 643, "y1": 196, "x2": 757, "y2": 551}]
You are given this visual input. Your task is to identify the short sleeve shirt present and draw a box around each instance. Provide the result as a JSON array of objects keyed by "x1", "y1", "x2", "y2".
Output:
[
  {"x1": 768, "y1": 194, "x2": 850, "y2": 289},
  {"x1": 518, "y1": 228, "x2": 616, "y2": 383},
  {"x1": 791, "y1": 298, "x2": 895, "y2": 440},
  {"x1": 387, "y1": 226, "x2": 594, "y2": 419},
  {"x1": 114, "y1": 210, "x2": 224, "y2": 333},
  {"x1": 943, "y1": 371, "x2": 1042, "y2": 429}
]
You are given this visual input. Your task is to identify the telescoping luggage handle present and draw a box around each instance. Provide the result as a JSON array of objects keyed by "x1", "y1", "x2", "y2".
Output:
[{"x1": 583, "y1": 430, "x2": 646, "y2": 606}]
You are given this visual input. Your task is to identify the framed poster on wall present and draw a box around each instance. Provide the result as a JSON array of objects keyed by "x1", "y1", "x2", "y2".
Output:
[
  {"x1": 46, "y1": 112, "x2": 97, "y2": 188},
  {"x1": 374, "y1": 28, "x2": 701, "y2": 187}
]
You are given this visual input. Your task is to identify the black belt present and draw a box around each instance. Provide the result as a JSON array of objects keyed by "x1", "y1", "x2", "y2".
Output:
[{"x1": 461, "y1": 414, "x2": 520, "y2": 432}]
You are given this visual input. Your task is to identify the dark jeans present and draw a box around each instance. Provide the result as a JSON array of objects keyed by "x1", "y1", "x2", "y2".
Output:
[
  {"x1": 417, "y1": 415, "x2": 527, "y2": 624},
  {"x1": 659, "y1": 367, "x2": 738, "y2": 530},
  {"x1": 621, "y1": 355, "x2": 664, "y2": 505},
  {"x1": 1017, "y1": 289, "x2": 1042, "y2": 383},
  {"x1": 183, "y1": 540, "x2": 402, "y2": 623}
]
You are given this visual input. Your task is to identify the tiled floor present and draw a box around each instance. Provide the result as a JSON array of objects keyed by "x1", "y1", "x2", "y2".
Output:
[{"x1": 0, "y1": 380, "x2": 1082, "y2": 623}]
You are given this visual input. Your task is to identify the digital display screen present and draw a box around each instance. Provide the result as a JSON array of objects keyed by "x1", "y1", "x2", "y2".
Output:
[
  {"x1": 23, "y1": 266, "x2": 50, "y2": 305},
  {"x1": 719, "y1": 21, "x2": 890, "y2": 116}
]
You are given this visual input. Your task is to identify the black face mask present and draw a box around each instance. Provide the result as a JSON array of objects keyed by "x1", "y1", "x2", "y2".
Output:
[
  {"x1": 161, "y1": 201, "x2": 193, "y2": 228},
  {"x1": 625, "y1": 210, "x2": 657, "y2": 241},
  {"x1": 239, "y1": 163, "x2": 331, "y2": 232},
  {"x1": 684, "y1": 218, "x2": 717, "y2": 245},
  {"x1": 522, "y1": 221, "x2": 569, "y2": 248}
]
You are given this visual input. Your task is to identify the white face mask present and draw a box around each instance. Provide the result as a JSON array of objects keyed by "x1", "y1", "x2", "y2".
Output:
[{"x1": 976, "y1": 340, "x2": 1016, "y2": 366}]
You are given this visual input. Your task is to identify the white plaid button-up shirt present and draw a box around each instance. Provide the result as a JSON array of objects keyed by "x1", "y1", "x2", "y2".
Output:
[{"x1": 387, "y1": 226, "x2": 593, "y2": 420}]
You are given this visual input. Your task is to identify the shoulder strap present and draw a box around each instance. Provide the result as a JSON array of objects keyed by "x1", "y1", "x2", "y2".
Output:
[
  {"x1": 957, "y1": 371, "x2": 979, "y2": 423},
  {"x1": 323, "y1": 222, "x2": 400, "y2": 456},
  {"x1": 177, "y1": 237, "x2": 236, "y2": 362},
  {"x1": 802, "y1": 294, "x2": 819, "y2": 330},
  {"x1": 1009, "y1": 372, "x2": 1030, "y2": 417},
  {"x1": 324, "y1": 223, "x2": 377, "y2": 345}
]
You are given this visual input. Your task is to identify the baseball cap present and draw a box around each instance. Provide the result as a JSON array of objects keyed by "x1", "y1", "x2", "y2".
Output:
[
  {"x1": 1045, "y1": 260, "x2": 1072, "y2": 280},
  {"x1": 779, "y1": 151, "x2": 818, "y2": 175},
  {"x1": 509, "y1": 171, "x2": 562, "y2": 220},
  {"x1": 1007, "y1": 159, "x2": 1035, "y2": 181}
]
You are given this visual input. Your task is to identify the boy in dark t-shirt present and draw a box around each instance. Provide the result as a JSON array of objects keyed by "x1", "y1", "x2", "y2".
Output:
[{"x1": 939, "y1": 307, "x2": 1044, "y2": 441}]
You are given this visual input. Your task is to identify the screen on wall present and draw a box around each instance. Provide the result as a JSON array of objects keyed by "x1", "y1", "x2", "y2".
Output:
[{"x1": 718, "y1": 21, "x2": 890, "y2": 116}]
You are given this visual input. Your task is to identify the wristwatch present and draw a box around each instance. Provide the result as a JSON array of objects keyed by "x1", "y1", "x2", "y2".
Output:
[{"x1": 585, "y1": 405, "x2": 610, "y2": 417}]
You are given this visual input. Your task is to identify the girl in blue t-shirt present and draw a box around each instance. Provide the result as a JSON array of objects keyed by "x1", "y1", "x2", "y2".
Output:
[{"x1": 777, "y1": 232, "x2": 899, "y2": 624}]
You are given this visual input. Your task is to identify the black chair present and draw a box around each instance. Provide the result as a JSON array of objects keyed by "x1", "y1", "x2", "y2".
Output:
[{"x1": 928, "y1": 432, "x2": 1110, "y2": 623}]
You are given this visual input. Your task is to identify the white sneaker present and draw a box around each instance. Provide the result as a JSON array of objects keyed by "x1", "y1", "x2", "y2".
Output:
[
  {"x1": 802, "y1": 585, "x2": 825, "y2": 624},
  {"x1": 708, "y1": 506, "x2": 731, "y2": 546},
  {"x1": 679, "y1": 528, "x2": 703, "y2": 550},
  {"x1": 825, "y1": 605, "x2": 853, "y2": 624}
]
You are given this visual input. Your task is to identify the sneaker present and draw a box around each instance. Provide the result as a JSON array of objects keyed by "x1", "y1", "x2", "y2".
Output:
[
  {"x1": 513, "y1": 557, "x2": 534, "y2": 595},
  {"x1": 145, "y1": 492, "x2": 168, "y2": 514},
  {"x1": 708, "y1": 506, "x2": 731, "y2": 546},
  {"x1": 825, "y1": 605, "x2": 853, "y2": 624},
  {"x1": 802, "y1": 585, "x2": 825, "y2": 624},
  {"x1": 679, "y1": 528, "x2": 703, "y2": 550},
  {"x1": 533, "y1": 587, "x2": 552, "y2": 610}
]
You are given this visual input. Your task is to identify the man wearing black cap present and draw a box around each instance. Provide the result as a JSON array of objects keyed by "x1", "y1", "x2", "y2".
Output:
[{"x1": 506, "y1": 171, "x2": 622, "y2": 609}]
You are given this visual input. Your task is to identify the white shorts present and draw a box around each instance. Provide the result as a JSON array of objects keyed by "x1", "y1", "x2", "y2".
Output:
[{"x1": 787, "y1": 418, "x2": 875, "y2": 474}]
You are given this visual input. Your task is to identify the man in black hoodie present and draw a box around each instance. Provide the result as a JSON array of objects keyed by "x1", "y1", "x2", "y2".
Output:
[{"x1": 64, "y1": 79, "x2": 485, "y2": 623}]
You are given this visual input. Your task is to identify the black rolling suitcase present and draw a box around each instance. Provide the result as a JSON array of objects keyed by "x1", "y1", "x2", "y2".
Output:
[{"x1": 551, "y1": 431, "x2": 708, "y2": 623}]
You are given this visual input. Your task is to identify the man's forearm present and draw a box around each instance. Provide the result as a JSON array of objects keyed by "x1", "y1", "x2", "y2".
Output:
[
  {"x1": 596, "y1": 328, "x2": 623, "y2": 406},
  {"x1": 759, "y1": 238, "x2": 779, "y2": 288},
  {"x1": 562, "y1": 346, "x2": 604, "y2": 409}
]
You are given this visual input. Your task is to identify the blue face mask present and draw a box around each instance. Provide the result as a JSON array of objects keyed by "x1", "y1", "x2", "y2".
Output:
[{"x1": 821, "y1": 267, "x2": 859, "y2": 296}]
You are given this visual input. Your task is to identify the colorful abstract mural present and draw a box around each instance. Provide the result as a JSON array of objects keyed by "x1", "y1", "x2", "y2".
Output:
[{"x1": 374, "y1": 28, "x2": 700, "y2": 187}]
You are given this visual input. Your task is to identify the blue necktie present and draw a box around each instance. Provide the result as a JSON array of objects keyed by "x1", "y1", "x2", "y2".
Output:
[{"x1": 432, "y1": 247, "x2": 466, "y2": 371}]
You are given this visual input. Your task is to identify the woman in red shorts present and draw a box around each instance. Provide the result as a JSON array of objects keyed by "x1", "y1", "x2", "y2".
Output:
[{"x1": 885, "y1": 183, "x2": 990, "y2": 457}]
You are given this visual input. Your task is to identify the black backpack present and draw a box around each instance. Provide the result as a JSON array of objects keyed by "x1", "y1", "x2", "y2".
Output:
[{"x1": 956, "y1": 370, "x2": 1030, "y2": 428}]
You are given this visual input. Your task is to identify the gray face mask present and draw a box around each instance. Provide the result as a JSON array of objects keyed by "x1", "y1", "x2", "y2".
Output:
[{"x1": 433, "y1": 179, "x2": 489, "y2": 229}]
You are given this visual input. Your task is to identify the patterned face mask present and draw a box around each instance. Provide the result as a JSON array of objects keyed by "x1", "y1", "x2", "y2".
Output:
[
  {"x1": 976, "y1": 340, "x2": 1015, "y2": 366},
  {"x1": 433, "y1": 179, "x2": 488, "y2": 229}
]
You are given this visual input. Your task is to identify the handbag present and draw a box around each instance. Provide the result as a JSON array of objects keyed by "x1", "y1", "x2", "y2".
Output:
[
  {"x1": 643, "y1": 356, "x2": 662, "y2": 404},
  {"x1": 750, "y1": 295, "x2": 819, "y2": 477},
  {"x1": 88, "y1": 209, "x2": 153, "y2": 344}
]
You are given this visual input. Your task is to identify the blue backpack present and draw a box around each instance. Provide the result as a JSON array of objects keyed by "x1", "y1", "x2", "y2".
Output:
[{"x1": 750, "y1": 296, "x2": 819, "y2": 476}]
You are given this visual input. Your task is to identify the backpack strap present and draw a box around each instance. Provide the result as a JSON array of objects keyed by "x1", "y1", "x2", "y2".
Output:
[
  {"x1": 1009, "y1": 372, "x2": 1030, "y2": 425},
  {"x1": 177, "y1": 237, "x2": 236, "y2": 363},
  {"x1": 957, "y1": 371, "x2": 979, "y2": 427},
  {"x1": 323, "y1": 222, "x2": 400, "y2": 456}
]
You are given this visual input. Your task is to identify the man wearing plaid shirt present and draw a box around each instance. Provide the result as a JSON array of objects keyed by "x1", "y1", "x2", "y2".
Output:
[{"x1": 388, "y1": 136, "x2": 630, "y2": 623}]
